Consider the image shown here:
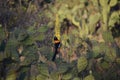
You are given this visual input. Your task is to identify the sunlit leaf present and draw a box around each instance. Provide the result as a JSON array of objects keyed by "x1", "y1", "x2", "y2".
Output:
[
  {"x1": 109, "y1": 0, "x2": 117, "y2": 7},
  {"x1": 38, "y1": 26, "x2": 48, "y2": 33},
  {"x1": 102, "y1": 31, "x2": 114, "y2": 42},
  {"x1": 99, "y1": 0, "x2": 109, "y2": 7},
  {"x1": 73, "y1": 77, "x2": 80, "y2": 80},
  {"x1": 84, "y1": 74, "x2": 95, "y2": 80},
  {"x1": 77, "y1": 56, "x2": 88, "y2": 72},
  {"x1": 62, "y1": 73, "x2": 72, "y2": 80},
  {"x1": 50, "y1": 72, "x2": 59, "y2": 80},
  {"x1": 6, "y1": 70, "x2": 17, "y2": 80},
  {"x1": 36, "y1": 75, "x2": 47, "y2": 80},
  {"x1": 38, "y1": 63, "x2": 49, "y2": 77},
  {"x1": 105, "y1": 47, "x2": 116, "y2": 62},
  {"x1": 100, "y1": 61, "x2": 110, "y2": 69}
]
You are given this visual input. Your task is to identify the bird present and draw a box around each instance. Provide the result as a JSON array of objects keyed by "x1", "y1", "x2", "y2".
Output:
[{"x1": 52, "y1": 36, "x2": 60, "y2": 61}]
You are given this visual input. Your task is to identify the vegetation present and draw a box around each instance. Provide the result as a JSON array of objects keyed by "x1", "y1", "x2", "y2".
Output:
[{"x1": 0, "y1": 0, "x2": 120, "y2": 80}]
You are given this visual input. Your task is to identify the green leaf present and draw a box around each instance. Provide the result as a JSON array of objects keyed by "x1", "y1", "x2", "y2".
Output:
[
  {"x1": 108, "y1": 11, "x2": 119, "y2": 27},
  {"x1": 100, "y1": 61, "x2": 110, "y2": 69},
  {"x1": 17, "y1": 31, "x2": 28, "y2": 41},
  {"x1": 61, "y1": 34, "x2": 70, "y2": 47},
  {"x1": 21, "y1": 46, "x2": 38, "y2": 65},
  {"x1": 6, "y1": 71, "x2": 17, "y2": 80},
  {"x1": 62, "y1": 73, "x2": 72, "y2": 80},
  {"x1": 0, "y1": 52, "x2": 6, "y2": 61},
  {"x1": 34, "y1": 33, "x2": 45, "y2": 41},
  {"x1": 92, "y1": 71, "x2": 101, "y2": 80},
  {"x1": 102, "y1": 6, "x2": 110, "y2": 25},
  {"x1": 57, "y1": 63, "x2": 69, "y2": 74},
  {"x1": 80, "y1": 0, "x2": 87, "y2": 3},
  {"x1": 109, "y1": 0, "x2": 117, "y2": 7},
  {"x1": 99, "y1": 0, "x2": 109, "y2": 7},
  {"x1": 71, "y1": 16, "x2": 80, "y2": 27},
  {"x1": 116, "y1": 58, "x2": 120, "y2": 65},
  {"x1": 36, "y1": 75, "x2": 47, "y2": 80},
  {"x1": 72, "y1": 5, "x2": 84, "y2": 13},
  {"x1": 92, "y1": 46, "x2": 101, "y2": 58},
  {"x1": 102, "y1": 31, "x2": 114, "y2": 42},
  {"x1": 84, "y1": 75, "x2": 95, "y2": 80},
  {"x1": 91, "y1": 0, "x2": 99, "y2": 7},
  {"x1": 23, "y1": 36, "x2": 34, "y2": 45},
  {"x1": 89, "y1": 13, "x2": 101, "y2": 33},
  {"x1": 50, "y1": 72, "x2": 59, "y2": 80},
  {"x1": 5, "y1": 35, "x2": 19, "y2": 60},
  {"x1": 99, "y1": 43, "x2": 106, "y2": 52},
  {"x1": 38, "y1": 26, "x2": 48, "y2": 33},
  {"x1": 89, "y1": 13, "x2": 101, "y2": 25},
  {"x1": 105, "y1": 47, "x2": 116, "y2": 62},
  {"x1": 38, "y1": 63, "x2": 49, "y2": 77},
  {"x1": 77, "y1": 57, "x2": 88, "y2": 72},
  {"x1": 73, "y1": 77, "x2": 80, "y2": 80}
]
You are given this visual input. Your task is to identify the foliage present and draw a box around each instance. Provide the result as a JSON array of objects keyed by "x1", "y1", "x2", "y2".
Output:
[
  {"x1": 6, "y1": 71, "x2": 17, "y2": 80},
  {"x1": 84, "y1": 74, "x2": 95, "y2": 80},
  {"x1": 0, "y1": 0, "x2": 120, "y2": 80},
  {"x1": 38, "y1": 63, "x2": 49, "y2": 77},
  {"x1": 62, "y1": 73, "x2": 72, "y2": 80},
  {"x1": 0, "y1": 27, "x2": 5, "y2": 42},
  {"x1": 102, "y1": 31, "x2": 114, "y2": 43},
  {"x1": 77, "y1": 57, "x2": 88, "y2": 72}
]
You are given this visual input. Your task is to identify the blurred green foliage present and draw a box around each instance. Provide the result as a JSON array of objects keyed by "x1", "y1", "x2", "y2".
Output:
[{"x1": 0, "y1": 0, "x2": 120, "y2": 80}]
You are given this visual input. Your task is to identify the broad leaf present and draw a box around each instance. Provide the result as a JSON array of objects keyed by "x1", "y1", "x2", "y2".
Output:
[{"x1": 77, "y1": 57, "x2": 88, "y2": 72}]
